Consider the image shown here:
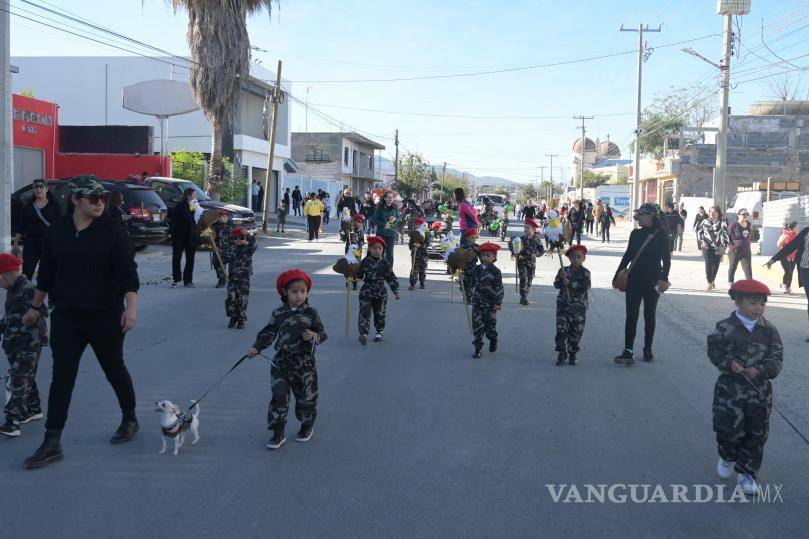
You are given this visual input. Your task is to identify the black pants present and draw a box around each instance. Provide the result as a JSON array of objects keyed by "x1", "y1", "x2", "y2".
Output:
[
  {"x1": 293, "y1": 202, "x2": 301, "y2": 216},
  {"x1": 703, "y1": 248, "x2": 722, "y2": 284},
  {"x1": 727, "y1": 250, "x2": 752, "y2": 283},
  {"x1": 624, "y1": 281, "x2": 659, "y2": 351},
  {"x1": 307, "y1": 215, "x2": 321, "y2": 240},
  {"x1": 45, "y1": 308, "x2": 136, "y2": 430},
  {"x1": 780, "y1": 259, "x2": 796, "y2": 287},
  {"x1": 601, "y1": 224, "x2": 611, "y2": 243},
  {"x1": 172, "y1": 242, "x2": 196, "y2": 285},
  {"x1": 22, "y1": 241, "x2": 42, "y2": 280},
  {"x1": 585, "y1": 220, "x2": 594, "y2": 234},
  {"x1": 571, "y1": 228, "x2": 582, "y2": 245}
]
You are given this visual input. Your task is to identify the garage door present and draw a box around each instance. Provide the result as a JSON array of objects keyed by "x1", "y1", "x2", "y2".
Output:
[{"x1": 13, "y1": 146, "x2": 44, "y2": 191}]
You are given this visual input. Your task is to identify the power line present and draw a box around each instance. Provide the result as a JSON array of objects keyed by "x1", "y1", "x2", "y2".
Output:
[{"x1": 305, "y1": 102, "x2": 634, "y2": 120}]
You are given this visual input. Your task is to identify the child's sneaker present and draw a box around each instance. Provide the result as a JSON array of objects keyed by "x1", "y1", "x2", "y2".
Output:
[
  {"x1": 408, "y1": 284, "x2": 415, "y2": 291},
  {"x1": 359, "y1": 334, "x2": 368, "y2": 346},
  {"x1": 0, "y1": 420, "x2": 21, "y2": 437},
  {"x1": 614, "y1": 349, "x2": 635, "y2": 366},
  {"x1": 20, "y1": 411, "x2": 43, "y2": 424},
  {"x1": 568, "y1": 354, "x2": 578, "y2": 366},
  {"x1": 519, "y1": 298, "x2": 529, "y2": 306},
  {"x1": 228, "y1": 318, "x2": 237, "y2": 329},
  {"x1": 737, "y1": 473, "x2": 759, "y2": 495},
  {"x1": 373, "y1": 333, "x2": 383, "y2": 342},
  {"x1": 295, "y1": 425, "x2": 314, "y2": 443},
  {"x1": 419, "y1": 282, "x2": 425, "y2": 289},
  {"x1": 236, "y1": 320, "x2": 245, "y2": 329},
  {"x1": 473, "y1": 346, "x2": 482, "y2": 359},
  {"x1": 488, "y1": 338, "x2": 497, "y2": 353},
  {"x1": 266, "y1": 431, "x2": 286, "y2": 450},
  {"x1": 717, "y1": 457, "x2": 734, "y2": 479},
  {"x1": 556, "y1": 352, "x2": 567, "y2": 366}
]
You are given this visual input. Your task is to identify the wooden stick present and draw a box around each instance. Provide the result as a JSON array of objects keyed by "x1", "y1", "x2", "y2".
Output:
[
  {"x1": 345, "y1": 282, "x2": 351, "y2": 337},
  {"x1": 515, "y1": 256, "x2": 519, "y2": 294},
  {"x1": 557, "y1": 249, "x2": 571, "y2": 302},
  {"x1": 458, "y1": 272, "x2": 474, "y2": 335},
  {"x1": 451, "y1": 270, "x2": 455, "y2": 303}
]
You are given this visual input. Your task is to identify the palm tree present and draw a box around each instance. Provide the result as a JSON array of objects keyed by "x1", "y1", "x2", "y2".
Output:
[{"x1": 171, "y1": 0, "x2": 274, "y2": 201}]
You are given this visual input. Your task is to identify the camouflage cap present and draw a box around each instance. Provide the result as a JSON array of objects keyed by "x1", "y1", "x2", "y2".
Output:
[
  {"x1": 634, "y1": 202, "x2": 661, "y2": 216},
  {"x1": 68, "y1": 175, "x2": 106, "y2": 196},
  {"x1": 32, "y1": 178, "x2": 48, "y2": 187}
]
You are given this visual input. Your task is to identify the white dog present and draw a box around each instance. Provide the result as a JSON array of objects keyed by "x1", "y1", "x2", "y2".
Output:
[{"x1": 155, "y1": 400, "x2": 200, "y2": 456}]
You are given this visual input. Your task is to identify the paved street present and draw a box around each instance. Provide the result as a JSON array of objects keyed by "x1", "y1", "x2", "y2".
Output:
[{"x1": 2, "y1": 218, "x2": 808, "y2": 537}]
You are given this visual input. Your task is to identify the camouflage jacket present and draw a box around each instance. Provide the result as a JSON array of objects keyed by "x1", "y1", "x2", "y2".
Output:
[
  {"x1": 1, "y1": 275, "x2": 47, "y2": 355},
  {"x1": 516, "y1": 234, "x2": 545, "y2": 267},
  {"x1": 443, "y1": 215, "x2": 453, "y2": 230},
  {"x1": 346, "y1": 228, "x2": 365, "y2": 248},
  {"x1": 408, "y1": 231, "x2": 431, "y2": 258},
  {"x1": 708, "y1": 312, "x2": 783, "y2": 388},
  {"x1": 554, "y1": 266, "x2": 591, "y2": 310},
  {"x1": 226, "y1": 235, "x2": 257, "y2": 277},
  {"x1": 464, "y1": 242, "x2": 480, "y2": 274},
  {"x1": 212, "y1": 222, "x2": 231, "y2": 253},
  {"x1": 357, "y1": 256, "x2": 399, "y2": 300},
  {"x1": 252, "y1": 304, "x2": 327, "y2": 355},
  {"x1": 471, "y1": 264, "x2": 503, "y2": 306}
]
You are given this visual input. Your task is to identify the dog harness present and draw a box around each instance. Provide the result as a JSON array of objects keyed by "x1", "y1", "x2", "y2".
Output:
[{"x1": 161, "y1": 411, "x2": 193, "y2": 438}]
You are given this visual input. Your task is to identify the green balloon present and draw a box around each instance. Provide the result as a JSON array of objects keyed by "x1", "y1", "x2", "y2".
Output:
[
  {"x1": 438, "y1": 204, "x2": 447, "y2": 212},
  {"x1": 505, "y1": 204, "x2": 513, "y2": 212},
  {"x1": 490, "y1": 221, "x2": 500, "y2": 231},
  {"x1": 451, "y1": 210, "x2": 459, "y2": 218}
]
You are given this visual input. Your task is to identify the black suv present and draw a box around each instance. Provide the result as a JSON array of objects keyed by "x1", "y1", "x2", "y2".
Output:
[
  {"x1": 11, "y1": 179, "x2": 169, "y2": 247},
  {"x1": 144, "y1": 177, "x2": 256, "y2": 229}
]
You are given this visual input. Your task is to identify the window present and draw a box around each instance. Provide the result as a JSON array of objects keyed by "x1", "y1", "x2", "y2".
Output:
[
  {"x1": 306, "y1": 147, "x2": 329, "y2": 161},
  {"x1": 369, "y1": 154, "x2": 374, "y2": 170},
  {"x1": 344, "y1": 147, "x2": 349, "y2": 166}
]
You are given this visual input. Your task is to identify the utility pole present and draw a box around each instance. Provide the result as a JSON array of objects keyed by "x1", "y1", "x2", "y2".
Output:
[
  {"x1": 1, "y1": 7, "x2": 12, "y2": 250},
  {"x1": 621, "y1": 23, "x2": 661, "y2": 213},
  {"x1": 574, "y1": 115, "x2": 594, "y2": 202},
  {"x1": 440, "y1": 161, "x2": 446, "y2": 202},
  {"x1": 305, "y1": 86, "x2": 310, "y2": 134},
  {"x1": 538, "y1": 165, "x2": 545, "y2": 193},
  {"x1": 545, "y1": 152, "x2": 558, "y2": 201},
  {"x1": 261, "y1": 60, "x2": 282, "y2": 233},
  {"x1": 715, "y1": 11, "x2": 733, "y2": 212},
  {"x1": 393, "y1": 129, "x2": 399, "y2": 185}
]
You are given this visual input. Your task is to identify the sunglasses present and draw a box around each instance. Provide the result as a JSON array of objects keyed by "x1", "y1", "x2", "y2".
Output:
[
  {"x1": 79, "y1": 193, "x2": 107, "y2": 205},
  {"x1": 33, "y1": 184, "x2": 47, "y2": 189}
]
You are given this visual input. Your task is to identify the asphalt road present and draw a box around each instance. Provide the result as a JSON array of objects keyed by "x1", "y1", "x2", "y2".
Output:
[{"x1": 2, "y1": 218, "x2": 808, "y2": 538}]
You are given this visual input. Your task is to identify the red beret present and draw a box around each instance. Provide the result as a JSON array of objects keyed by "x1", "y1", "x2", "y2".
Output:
[
  {"x1": 231, "y1": 226, "x2": 247, "y2": 238},
  {"x1": 413, "y1": 217, "x2": 425, "y2": 225},
  {"x1": 276, "y1": 269, "x2": 312, "y2": 296},
  {"x1": 367, "y1": 236, "x2": 387, "y2": 249},
  {"x1": 352, "y1": 214, "x2": 366, "y2": 222},
  {"x1": 430, "y1": 221, "x2": 442, "y2": 230},
  {"x1": 730, "y1": 279, "x2": 770, "y2": 296},
  {"x1": 565, "y1": 245, "x2": 588, "y2": 258},
  {"x1": 463, "y1": 228, "x2": 479, "y2": 239},
  {"x1": 0, "y1": 253, "x2": 23, "y2": 273},
  {"x1": 477, "y1": 242, "x2": 501, "y2": 254},
  {"x1": 524, "y1": 218, "x2": 539, "y2": 229}
]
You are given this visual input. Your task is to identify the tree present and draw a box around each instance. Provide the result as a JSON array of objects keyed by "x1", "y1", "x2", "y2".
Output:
[
  {"x1": 768, "y1": 72, "x2": 804, "y2": 101},
  {"x1": 394, "y1": 152, "x2": 430, "y2": 198},
  {"x1": 171, "y1": 0, "x2": 274, "y2": 201},
  {"x1": 432, "y1": 171, "x2": 468, "y2": 201},
  {"x1": 582, "y1": 170, "x2": 610, "y2": 188},
  {"x1": 519, "y1": 183, "x2": 538, "y2": 202}
]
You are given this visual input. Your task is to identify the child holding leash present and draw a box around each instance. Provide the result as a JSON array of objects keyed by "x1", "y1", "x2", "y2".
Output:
[{"x1": 248, "y1": 270, "x2": 327, "y2": 450}]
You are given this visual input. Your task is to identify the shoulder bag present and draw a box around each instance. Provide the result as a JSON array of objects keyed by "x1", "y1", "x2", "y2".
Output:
[{"x1": 613, "y1": 232, "x2": 656, "y2": 292}]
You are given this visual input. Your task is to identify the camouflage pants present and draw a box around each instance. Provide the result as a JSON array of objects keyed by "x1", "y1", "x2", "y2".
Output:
[
  {"x1": 461, "y1": 269, "x2": 476, "y2": 303},
  {"x1": 4, "y1": 350, "x2": 42, "y2": 422},
  {"x1": 472, "y1": 302, "x2": 497, "y2": 346},
  {"x1": 555, "y1": 306, "x2": 587, "y2": 354},
  {"x1": 211, "y1": 252, "x2": 227, "y2": 283},
  {"x1": 226, "y1": 274, "x2": 250, "y2": 322},
  {"x1": 268, "y1": 352, "x2": 318, "y2": 432},
  {"x1": 409, "y1": 253, "x2": 428, "y2": 285},
  {"x1": 713, "y1": 376, "x2": 772, "y2": 479},
  {"x1": 518, "y1": 262, "x2": 535, "y2": 301},
  {"x1": 358, "y1": 295, "x2": 387, "y2": 336}
]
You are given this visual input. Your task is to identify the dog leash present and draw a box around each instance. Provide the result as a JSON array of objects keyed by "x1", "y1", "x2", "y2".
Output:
[
  {"x1": 186, "y1": 355, "x2": 249, "y2": 413},
  {"x1": 740, "y1": 372, "x2": 809, "y2": 448}
]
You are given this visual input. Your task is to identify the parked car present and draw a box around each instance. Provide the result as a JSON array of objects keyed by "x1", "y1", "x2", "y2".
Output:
[
  {"x1": 144, "y1": 177, "x2": 256, "y2": 229},
  {"x1": 727, "y1": 188, "x2": 799, "y2": 229},
  {"x1": 11, "y1": 179, "x2": 169, "y2": 248}
]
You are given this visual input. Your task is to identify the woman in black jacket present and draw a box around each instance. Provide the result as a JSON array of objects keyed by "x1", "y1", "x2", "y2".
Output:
[
  {"x1": 767, "y1": 225, "x2": 809, "y2": 342},
  {"x1": 171, "y1": 188, "x2": 199, "y2": 287},
  {"x1": 12, "y1": 178, "x2": 63, "y2": 279},
  {"x1": 613, "y1": 203, "x2": 671, "y2": 365},
  {"x1": 696, "y1": 206, "x2": 729, "y2": 291},
  {"x1": 727, "y1": 209, "x2": 754, "y2": 284}
]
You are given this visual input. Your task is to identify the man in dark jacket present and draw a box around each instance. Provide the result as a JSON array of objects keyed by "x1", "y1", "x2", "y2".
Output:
[
  {"x1": 21, "y1": 176, "x2": 140, "y2": 469},
  {"x1": 292, "y1": 186, "x2": 303, "y2": 216}
]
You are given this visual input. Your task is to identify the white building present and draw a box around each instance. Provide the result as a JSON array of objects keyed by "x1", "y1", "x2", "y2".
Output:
[{"x1": 10, "y1": 56, "x2": 292, "y2": 211}]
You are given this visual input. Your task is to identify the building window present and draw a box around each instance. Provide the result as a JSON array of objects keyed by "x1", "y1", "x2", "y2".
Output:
[
  {"x1": 344, "y1": 147, "x2": 349, "y2": 166},
  {"x1": 306, "y1": 147, "x2": 329, "y2": 162},
  {"x1": 369, "y1": 154, "x2": 374, "y2": 170}
]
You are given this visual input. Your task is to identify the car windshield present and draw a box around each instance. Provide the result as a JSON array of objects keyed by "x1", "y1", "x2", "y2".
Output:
[
  {"x1": 122, "y1": 189, "x2": 166, "y2": 207},
  {"x1": 175, "y1": 181, "x2": 210, "y2": 201}
]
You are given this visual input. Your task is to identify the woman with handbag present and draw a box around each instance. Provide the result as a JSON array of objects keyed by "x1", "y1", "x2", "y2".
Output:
[
  {"x1": 612, "y1": 203, "x2": 671, "y2": 365},
  {"x1": 13, "y1": 178, "x2": 63, "y2": 279},
  {"x1": 696, "y1": 206, "x2": 729, "y2": 291}
]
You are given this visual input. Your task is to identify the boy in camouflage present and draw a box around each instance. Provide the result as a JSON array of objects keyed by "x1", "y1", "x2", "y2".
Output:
[
  {"x1": 443, "y1": 210, "x2": 453, "y2": 236},
  {"x1": 471, "y1": 243, "x2": 503, "y2": 358},
  {"x1": 248, "y1": 269, "x2": 327, "y2": 450},
  {"x1": 357, "y1": 236, "x2": 400, "y2": 345},
  {"x1": 408, "y1": 217, "x2": 430, "y2": 291},
  {"x1": 708, "y1": 279, "x2": 783, "y2": 496},
  {"x1": 553, "y1": 245, "x2": 591, "y2": 366},
  {"x1": 226, "y1": 227, "x2": 257, "y2": 329},
  {"x1": 345, "y1": 214, "x2": 366, "y2": 254},
  {"x1": 211, "y1": 211, "x2": 231, "y2": 288},
  {"x1": 461, "y1": 228, "x2": 480, "y2": 303},
  {"x1": 0, "y1": 254, "x2": 48, "y2": 437},
  {"x1": 515, "y1": 218, "x2": 545, "y2": 305}
]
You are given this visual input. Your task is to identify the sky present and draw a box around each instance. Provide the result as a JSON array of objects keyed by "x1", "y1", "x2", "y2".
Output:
[{"x1": 7, "y1": 0, "x2": 809, "y2": 184}]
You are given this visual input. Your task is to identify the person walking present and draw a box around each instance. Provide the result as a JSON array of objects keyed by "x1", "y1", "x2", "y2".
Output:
[
  {"x1": 612, "y1": 203, "x2": 671, "y2": 365},
  {"x1": 775, "y1": 222, "x2": 799, "y2": 294},
  {"x1": 292, "y1": 186, "x2": 303, "y2": 217},
  {"x1": 251, "y1": 180, "x2": 260, "y2": 212},
  {"x1": 455, "y1": 188, "x2": 479, "y2": 248},
  {"x1": 323, "y1": 193, "x2": 332, "y2": 226},
  {"x1": 303, "y1": 193, "x2": 324, "y2": 242},
  {"x1": 728, "y1": 209, "x2": 754, "y2": 284},
  {"x1": 362, "y1": 195, "x2": 375, "y2": 233},
  {"x1": 257, "y1": 182, "x2": 264, "y2": 213},
  {"x1": 766, "y1": 223, "x2": 809, "y2": 341},
  {"x1": 697, "y1": 206, "x2": 729, "y2": 291},
  {"x1": 171, "y1": 188, "x2": 199, "y2": 288},
  {"x1": 676, "y1": 203, "x2": 688, "y2": 252},
  {"x1": 664, "y1": 202, "x2": 683, "y2": 253},
  {"x1": 372, "y1": 191, "x2": 400, "y2": 266},
  {"x1": 12, "y1": 179, "x2": 63, "y2": 280},
  {"x1": 599, "y1": 203, "x2": 616, "y2": 243},
  {"x1": 569, "y1": 201, "x2": 585, "y2": 245},
  {"x1": 21, "y1": 176, "x2": 140, "y2": 469},
  {"x1": 693, "y1": 206, "x2": 708, "y2": 248},
  {"x1": 584, "y1": 202, "x2": 594, "y2": 235},
  {"x1": 282, "y1": 187, "x2": 291, "y2": 211},
  {"x1": 108, "y1": 191, "x2": 130, "y2": 228},
  {"x1": 593, "y1": 200, "x2": 604, "y2": 236}
]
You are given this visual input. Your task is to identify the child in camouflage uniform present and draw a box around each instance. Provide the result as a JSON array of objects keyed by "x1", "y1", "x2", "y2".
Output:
[
  {"x1": 471, "y1": 242, "x2": 503, "y2": 358},
  {"x1": 0, "y1": 254, "x2": 48, "y2": 437},
  {"x1": 346, "y1": 214, "x2": 366, "y2": 254},
  {"x1": 211, "y1": 211, "x2": 231, "y2": 288},
  {"x1": 226, "y1": 227, "x2": 257, "y2": 329},
  {"x1": 248, "y1": 269, "x2": 327, "y2": 450},
  {"x1": 514, "y1": 218, "x2": 545, "y2": 305},
  {"x1": 708, "y1": 279, "x2": 783, "y2": 496},
  {"x1": 408, "y1": 217, "x2": 430, "y2": 291},
  {"x1": 443, "y1": 210, "x2": 453, "y2": 236},
  {"x1": 553, "y1": 245, "x2": 591, "y2": 366},
  {"x1": 461, "y1": 228, "x2": 480, "y2": 303},
  {"x1": 357, "y1": 236, "x2": 400, "y2": 345}
]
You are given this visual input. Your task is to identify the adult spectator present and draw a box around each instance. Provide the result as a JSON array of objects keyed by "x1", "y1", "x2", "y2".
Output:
[
  {"x1": 593, "y1": 200, "x2": 604, "y2": 235},
  {"x1": 728, "y1": 209, "x2": 754, "y2": 284},
  {"x1": 523, "y1": 201, "x2": 536, "y2": 221},
  {"x1": 585, "y1": 202, "x2": 595, "y2": 234},
  {"x1": 251, "y1": 181, "x2": 260, "y2": 212},
  {"x1": 292, "y1": 186, "x2": 303, "y2": 216},
  {"x1": 692, "y1": 206, "x2": 708, "y2": 248},
  {"x1": 372, "y1": 191, "x2": 400, "y2": 266},
  {"x1": 171, "y1": 188, "x2": 199, "y2": 287},
  {"x1": 303, "y1": 192, "x2": 324, "y2": 241},
  {"x1": 696, "y1": 206, "x2": 729, "y2": 291},
  {"x1": 337, "y1": 188, "x2": 357, "y2": 217},
  {"x1": 22, "y1": 176, "x2": 139, "y2": 469},
  {"x1": 454, "y1": 188, "x2": 479, "y2": 247},
  {"x1": 257, "y1": 182, "x2": 264, "y2": 213},
  {"x1": 766, "y1": 223, "x2": 809, "y2": 341},
  {"x1": 599, "y1": 203, "x2": 616, "y2": 243},
  {"x1": 569, "y1": 201, "x2": 585, "y2": 245},
  {"x1": 613, "y1": 203, "x2": 671, "y2": 365},
  {"x1": 139, "y1": 171, "x2": 149, "y2": 184},
  {"x1": 676, "y1": 203, "x2": 688, "y2": 251},
  {"x1": 775, "y1": 221, "x2": 799, "y2": 294},
  {"x1": 108, "y1": 191, "x2": 131, "y2": 227},
  {"x1": 13, "y1": 179, "x2": 63, "y2": 279},
  {"x1": 282, "y1": 187, "x2": 291, "y2": 211},
  {"x1": 362, "y1": 195, "x2": 375, "y2": 233},
  {"x1": 323, "y1": 193, "x2": 332, "y2": 226},
  {"x1": 664, "y1": 202, "x2": 683, "y2": 253}
]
